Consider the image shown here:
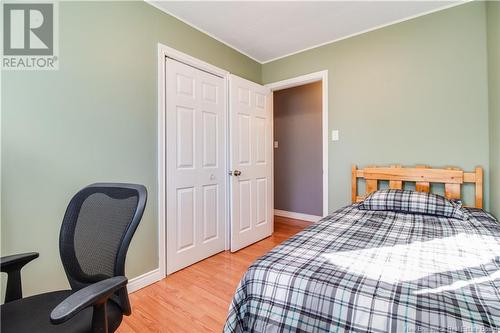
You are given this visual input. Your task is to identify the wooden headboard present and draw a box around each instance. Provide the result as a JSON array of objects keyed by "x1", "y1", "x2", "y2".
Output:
[{"x1": 352, "y1": 165, "x2": 483, "y2": 208}]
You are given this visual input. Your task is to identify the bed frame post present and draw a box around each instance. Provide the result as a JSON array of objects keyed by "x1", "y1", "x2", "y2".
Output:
[
  {"x1": 389, "y1": 164, "x2": 402, "y2": 189},
  {"x1": 475, "y1": 167, "x2": 483, "y2": 209},
  {"x1": 444, "y1": 167, "x2": 461, "y2": 201},
  {"x1": 351, "y1": 165, "x2": 357, "y2": 204},
  {"x1": 415, "y1": 165, "x2": 430, "y2": 193}
]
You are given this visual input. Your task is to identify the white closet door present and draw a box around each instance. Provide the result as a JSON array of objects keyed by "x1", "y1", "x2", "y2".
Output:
[
  {"x1": 229, "y1": 75, "x2": 273, "y2": 252},
  {"x1": 166, "y1": 58, "x2": 226, "y2": 274}
]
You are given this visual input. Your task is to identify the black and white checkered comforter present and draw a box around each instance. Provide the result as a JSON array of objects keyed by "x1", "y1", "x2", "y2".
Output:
[{"x1": 224, "y1": 205, "x2": 500, "y2": 333}]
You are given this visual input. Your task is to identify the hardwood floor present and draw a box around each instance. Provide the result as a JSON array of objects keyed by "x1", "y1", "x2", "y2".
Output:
[{"x1": 118, "y1": 216, "x2": 310, "y2": 333}]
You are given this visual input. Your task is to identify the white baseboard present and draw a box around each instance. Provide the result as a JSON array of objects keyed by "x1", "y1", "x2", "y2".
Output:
[
  {"x1": 127, "y1": 268, "x2": 164, "y2": 294},
  {"x1": 274, "y1": 209, "x2": 322, "y2": 223}
]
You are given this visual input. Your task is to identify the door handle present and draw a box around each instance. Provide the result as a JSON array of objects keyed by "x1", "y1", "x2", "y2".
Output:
[{"x1": 229, "y1": 170, "x2": 242, "y2": 176}]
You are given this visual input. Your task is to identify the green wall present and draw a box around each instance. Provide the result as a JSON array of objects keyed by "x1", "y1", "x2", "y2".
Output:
[
  {"x1": 1, "y1": 1, "x2": 260, "y2": 297},
  {"x1": 262, "y1": 2, "x2": 490, "y2": 211},
  {"x1": 487, "y1": 2, "x2": 500, "y2": 219}
]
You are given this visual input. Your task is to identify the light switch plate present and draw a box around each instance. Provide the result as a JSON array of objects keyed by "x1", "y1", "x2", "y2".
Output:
[
  {"x1": 274, "y1": 141, "x2": 279, "y2": 148},
  {"x1": 331, "y1": 130, "x2": 339, "y2": 141}
]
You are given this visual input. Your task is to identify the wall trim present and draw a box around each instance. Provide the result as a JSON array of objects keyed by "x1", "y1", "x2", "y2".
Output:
[
  {"x1": 274, "y1": 209, "x2": 321, "y2": 223},
  {"x1": 266, "y1": 70, "x2": 329, "y2": 217},
  {"x1": 127, "y1": 268, "x2": 163, "y2": 293},
  {"x1": 157, "y1": 44, "x2": 167, "y2": 281}
]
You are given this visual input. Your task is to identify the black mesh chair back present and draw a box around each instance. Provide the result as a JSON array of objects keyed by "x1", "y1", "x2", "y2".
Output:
[{"x1": 59, "y1": 183, "x2": 147, "y2": 294}]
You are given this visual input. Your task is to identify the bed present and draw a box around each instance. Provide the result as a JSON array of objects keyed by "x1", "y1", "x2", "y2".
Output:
[{"x1": 224, "y1": 165, "x2": 499, "y2": 333}]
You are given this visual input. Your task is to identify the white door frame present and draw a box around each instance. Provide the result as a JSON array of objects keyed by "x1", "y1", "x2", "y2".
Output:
[
  {"x1": 265, "y1": 71, "x2": 329, "y2": 217},
  {"x1": 157, "y1": 43, "x2": 230, "y2": 280}
]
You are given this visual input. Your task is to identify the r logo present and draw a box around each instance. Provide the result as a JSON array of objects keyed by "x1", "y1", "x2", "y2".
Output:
[{"x1": 3, "y1": 3, "x2": 54, "y2": 56}]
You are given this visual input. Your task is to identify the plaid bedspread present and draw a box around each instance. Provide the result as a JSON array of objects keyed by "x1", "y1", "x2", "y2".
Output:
[{"x1": 224, "y1": 205, "x2": 500, "y2": 333}]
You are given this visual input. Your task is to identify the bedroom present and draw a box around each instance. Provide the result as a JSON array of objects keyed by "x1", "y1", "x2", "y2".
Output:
[{"x1": 1, "y1": 0, "x2": 499, "y2": 332}]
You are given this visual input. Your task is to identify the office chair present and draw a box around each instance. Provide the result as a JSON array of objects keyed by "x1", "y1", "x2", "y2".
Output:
[{"x1": 0, "y1": 183, "x2": 147, "y2": 333}]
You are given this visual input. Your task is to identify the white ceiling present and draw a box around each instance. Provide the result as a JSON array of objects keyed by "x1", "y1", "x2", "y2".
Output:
[{"x1": 148, "y1": 1, "x2": 465, "y2": 64}]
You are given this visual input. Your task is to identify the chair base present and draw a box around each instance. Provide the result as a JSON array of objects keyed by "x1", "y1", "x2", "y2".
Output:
[{"x1": 1, "y1": 290, "x2": 122, "y2": 333}]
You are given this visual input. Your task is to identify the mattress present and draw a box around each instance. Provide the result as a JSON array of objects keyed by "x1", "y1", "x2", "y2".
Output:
[{"x1": 224, "y1": 204, "x2": 500, "y2": 332}]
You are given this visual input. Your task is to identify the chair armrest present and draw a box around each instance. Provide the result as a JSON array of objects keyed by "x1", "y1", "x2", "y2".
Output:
[
  {"x1": 1, "y1": 252, "x2": 39, "y2": 303},
  {"x1": 50, "y1": 276, "x2": 128, "y2": 325},
  {"x1": 0, "y1": 252, "x2": 39, "y2": 272}
]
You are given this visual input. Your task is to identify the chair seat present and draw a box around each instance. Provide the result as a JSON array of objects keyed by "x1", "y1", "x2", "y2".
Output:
[{"x1": 0, "y1": 290, "x2": 123, "y2": 333}]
